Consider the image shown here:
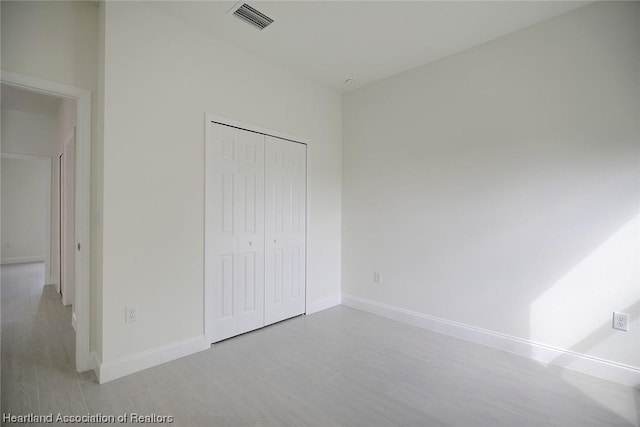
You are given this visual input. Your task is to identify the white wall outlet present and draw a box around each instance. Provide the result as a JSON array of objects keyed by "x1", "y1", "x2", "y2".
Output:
[
  {"x1": 374, "y1": 272, "x2": 382, "y2": 284},
  {"x1": 612, "y1": 312, "x2": 629, "y2": 331},
  {"x1": 125, "y1": 306, "x2": 137, "y2": 323}
]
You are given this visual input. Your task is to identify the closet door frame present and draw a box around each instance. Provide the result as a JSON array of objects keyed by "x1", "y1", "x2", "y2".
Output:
[{"x1": 204, "y1": 113, "x2": 308, "y2": 345}]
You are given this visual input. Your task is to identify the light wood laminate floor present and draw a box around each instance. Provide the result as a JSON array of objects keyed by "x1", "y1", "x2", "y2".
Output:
[{"x1": 2, "y1": 262, "x2": 639, "y2": 426}]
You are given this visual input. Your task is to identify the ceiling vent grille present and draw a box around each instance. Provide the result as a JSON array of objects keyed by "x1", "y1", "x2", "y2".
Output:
[{"x1": 232, "y1": 3, "x2": 274, "y2": 30}]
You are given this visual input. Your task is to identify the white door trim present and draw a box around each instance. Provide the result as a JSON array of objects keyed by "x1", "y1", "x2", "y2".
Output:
[
  {"x1": 1, "y1": 69, "x2": 93, "y2": 372},
  {"x1": 206, "y1": 113, "x2": 310, "y2": 145},
  {"x1": 0, "y1": 153, "x2": 51, "y2": 276},
  {"x1": 61, "y1": 129, "x2": 76, "y2": 307},
  {"x1": 204, "y1": 113, "x2": 308, "y2": 344}
]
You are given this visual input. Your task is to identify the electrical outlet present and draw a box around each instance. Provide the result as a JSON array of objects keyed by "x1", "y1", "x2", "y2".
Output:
[
  {"x1": 612, "y1": 312, "x2": 629, "y2": 332},
  {"x1": 125, "y1": 306, "x2": 137, "y2": 323},
  {"x1": 373, "y1": 272, "x2": 382, "y2": 284}
]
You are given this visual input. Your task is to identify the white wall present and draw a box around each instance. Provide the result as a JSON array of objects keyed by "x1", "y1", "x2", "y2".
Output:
[
  {"x1": 1, "y1": 108, "x2": 59, "y2": 157},
  {"x1": 1, "y1": 1, "x2": 98, "y2": 92},
  {"x1": 1, "y1": 155, "x2": 50, "y2": 264},
  {"x1": 99, "y1": 2, "x2": 341, "y2": 365},
  {"x1": 343, "y1": 1, "x2": 640, "y2": 369}
]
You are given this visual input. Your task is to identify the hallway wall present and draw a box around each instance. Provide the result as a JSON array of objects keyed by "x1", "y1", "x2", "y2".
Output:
[{"x1": 1, "y1": 155, "x2": 50, "y2": 265}]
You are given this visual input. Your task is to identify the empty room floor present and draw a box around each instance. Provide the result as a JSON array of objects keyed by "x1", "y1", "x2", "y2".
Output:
[{"x1": 2, "y1": 263, "x2": 638, "y2": 426}]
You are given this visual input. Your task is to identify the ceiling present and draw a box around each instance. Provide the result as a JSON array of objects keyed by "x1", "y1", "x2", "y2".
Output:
[
  {"x1": 1, "y1": 84, "x2": 62, "y2": 116},
  {"x1": 150, "y1": 1, "x2": 592, "y2": 92}
]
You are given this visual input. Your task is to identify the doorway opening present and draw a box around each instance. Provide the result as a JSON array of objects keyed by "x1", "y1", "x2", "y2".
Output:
[{"x1": 1, "y1": 70, "x2": 92, "y2": 372}]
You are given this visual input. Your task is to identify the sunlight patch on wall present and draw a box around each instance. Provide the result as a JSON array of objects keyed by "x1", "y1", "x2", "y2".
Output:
[
  {"x1": 530, "y1": 213, "x2": 640, "y2": 364},
  {"x1": 530, "y1": 213, "x2": 640, "y2": 422}
]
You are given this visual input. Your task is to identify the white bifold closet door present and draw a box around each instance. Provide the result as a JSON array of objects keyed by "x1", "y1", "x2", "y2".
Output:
[
  {"x1": 207, "y1": 123, "x2": 266, "y2": 343},
  {"x1": 206, "y1": 122, "x2": 306, "y2": 343},
  {"x1": 264, "y1": 136, "x2": 306, "y2": 325}
]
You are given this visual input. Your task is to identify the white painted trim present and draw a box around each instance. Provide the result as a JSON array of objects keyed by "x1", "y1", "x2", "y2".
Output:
[
  {"x1": 45, "y1": 158, "x2": 52, "y2": 283},
  {"x1": 97, "y1": 336, "x2": 210, "y2": 384},
  {"x1": 1, "y1": 69, "x2": 93, "y2": 373},
  {"x1": 0, "y1": 152, "x2": 51, "y2": 161},
  {"x1": 0, "y1": 153, "x2": 51, "y2": 280},
  {"x1": 91, "y1": 351, "x2": 101, "y2": 373},
  {"x1": 61, "y1": 129, "x2": 76, "y2": 307},
  {"x1": 341, "y1": 295, "x2": 640, "y2": 387},
  {"x1": 306, "y1": 295, "x2": 341, "y2": 315},
  {"x1": 71, "y1": 311, "x2": 77, "y2": 332},
  {"x1": 205, "y1": 113, "x2": 309, "y2": 145},
  {"x1": 0, "y1": 256, "x2": 45, "y2": 265},
  {"x1": 55, "y1": 153, "x2": 62, "y2": 294},
  {"x1": 203, "y1": 119, "x2": 213, "y2": 344}
]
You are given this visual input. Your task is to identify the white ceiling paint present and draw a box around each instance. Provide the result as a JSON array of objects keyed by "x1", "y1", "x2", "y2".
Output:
[
  {"x1": 1, "y1": 83, "x2": 62, "y2": 116},
  {"x1": 150, "y1": 1, "x2": 592, "y2": 92}
]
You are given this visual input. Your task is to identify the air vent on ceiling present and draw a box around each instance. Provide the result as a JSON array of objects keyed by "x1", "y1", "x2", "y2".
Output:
[{"x1": 232, "y1": 3, "x2": 274, "y2": 30}]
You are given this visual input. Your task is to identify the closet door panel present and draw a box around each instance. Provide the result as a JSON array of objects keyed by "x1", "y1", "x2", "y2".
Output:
[
  {"x1": 265, "y1": 137, "x2": 306, "y2": 326},
  {"x1": 235, "y1": 131, "x2": 265, "y2": 335},
  {"x1": 207, "y1": 123, "x2": 240, "y2": 342},
  {"x1": 264, "y1": 139, "x2": 288, "y2": 324},
  {"x1": 207, "y1": 123, "x2": 265, "y2": 342}
]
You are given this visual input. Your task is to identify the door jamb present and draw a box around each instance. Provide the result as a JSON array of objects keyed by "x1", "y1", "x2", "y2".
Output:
[
  {"x1": 59, "y1": 152, "x2": 64, "y2": 294},
  {"x1": 61, "y1": 129, "x2": 76, "y2": 307}
]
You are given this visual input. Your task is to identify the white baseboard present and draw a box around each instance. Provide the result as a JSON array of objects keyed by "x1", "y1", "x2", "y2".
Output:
[
  {"x1": 341, "y1": 294, "x2": 640, "y2": 387},
  {"x1": 97, "y1": 335, "x2": 210, "y2": 383},
  {"x1": 1, "y1": 256, "x2": 45, "y2": 265},
  {"x1": 306, "y1": 294, "x2": 341, "y2": 315}
]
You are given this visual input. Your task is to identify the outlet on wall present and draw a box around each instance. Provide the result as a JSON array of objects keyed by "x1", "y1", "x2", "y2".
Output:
[
  {"x1": 125, "y1": 306, "x2": 137, "y2": 323},
  {"x1": 373, "y1": 272, "x2": 382, "y2": 284},
  {"x1": 612, "y1": 312, "x2": 629, "y2": 332}
]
